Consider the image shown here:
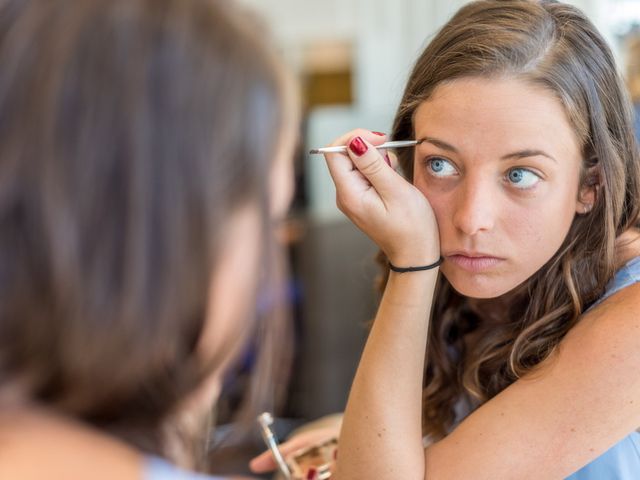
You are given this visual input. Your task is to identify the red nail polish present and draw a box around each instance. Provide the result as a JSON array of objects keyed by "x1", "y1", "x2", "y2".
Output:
[
  {"x1": 349, "y1": 136, "x2": 368, "y2": 156},
  {"x1": 384, "y1": 153, "x2": 391, "y2": 167},
  {"x1": 306, "y1": 467, "x2": 318, "y2": 480},
  {"x1": 372, "y1": 131, "x2": 386, "y2": 136}
]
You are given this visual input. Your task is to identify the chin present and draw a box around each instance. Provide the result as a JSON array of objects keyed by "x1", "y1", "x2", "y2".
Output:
[{"x1": 442, "y1": 269, "x2": 517, "y2": 299}]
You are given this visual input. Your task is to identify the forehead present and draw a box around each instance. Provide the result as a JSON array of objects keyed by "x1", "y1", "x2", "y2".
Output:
[{"x1": 413, "y1": 76, "x2": 582, "y2": 159}]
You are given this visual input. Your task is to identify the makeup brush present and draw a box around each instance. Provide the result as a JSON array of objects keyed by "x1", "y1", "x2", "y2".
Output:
[
  {"x1": 309, "y1": 139, "x2": 420, "y2": 155},
  {"x1": 257, "y1": 412, "x2": 292, "y2": 479}
]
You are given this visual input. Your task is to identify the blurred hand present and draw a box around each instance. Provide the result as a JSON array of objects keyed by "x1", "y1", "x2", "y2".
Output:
[
  {"x1": 249, "y1": 418, "x2": 340, "y2": 474},
  {"x1": 323, "y1": 129, "x2": 440, "y2": 267}
]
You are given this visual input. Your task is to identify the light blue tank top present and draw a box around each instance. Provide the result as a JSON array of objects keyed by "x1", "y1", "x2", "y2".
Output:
[
  {"x1": 565, "y1": 256, "x2": 640, "y2": 479},
  {"x1": 143, "y1": 456, "x2": 227, "y2": 480}
]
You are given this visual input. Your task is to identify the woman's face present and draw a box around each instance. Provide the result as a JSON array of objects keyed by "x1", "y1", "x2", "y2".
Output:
[{"x1": 412, "y1": 77, "x2": 587, "y2": 299}]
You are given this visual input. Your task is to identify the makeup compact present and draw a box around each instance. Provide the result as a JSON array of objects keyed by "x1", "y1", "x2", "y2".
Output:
[
  {"x1": 257, "y1": 412, "x2": 338, "y2": 480},
  {"x1": 286, "y1": 437, "x2": 337, "y2": 480}
]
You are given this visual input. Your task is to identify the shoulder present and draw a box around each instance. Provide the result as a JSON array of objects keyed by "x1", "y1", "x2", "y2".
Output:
[
  {"x1": 573, "y1": 278, "x2": 640, "y2": 364},
  {"x1": 581, "y1": 248, "x2": 640, "y2": 336},
  {"x1": 566, "y1": 246, "x2": 640, "y2": 372},
  {"x1": 0, "y1": 406, "x2": 143, "y2": 480},
  {"x1": 583, "y1": 233, "x2": 640, "y2": 330},
  {"x1": 426, "y1": 275, "x2": 640, "y2": 478}
]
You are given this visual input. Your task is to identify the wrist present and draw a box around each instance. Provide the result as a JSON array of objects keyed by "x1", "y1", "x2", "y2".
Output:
[
  {"x1": 388, "y1": 256, "x2": 443, "y2": 273},
  {"x1": 386, "y1": 248, "x2": 441, "y2": 269}
]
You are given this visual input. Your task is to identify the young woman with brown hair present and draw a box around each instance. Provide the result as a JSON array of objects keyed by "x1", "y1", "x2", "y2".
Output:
[{"x1": 254, "y1": 1, "x2": 640, "y2": 478}]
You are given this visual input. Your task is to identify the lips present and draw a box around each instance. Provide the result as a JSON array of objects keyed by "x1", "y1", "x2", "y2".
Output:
[{"x1": 445, "y1": 252, "x2": 504, "y2": 273}]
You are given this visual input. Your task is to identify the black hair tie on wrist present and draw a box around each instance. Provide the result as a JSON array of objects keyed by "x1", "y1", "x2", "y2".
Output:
[{"x1": 388, "y1": 256, "x2": 444, "y2": 273}]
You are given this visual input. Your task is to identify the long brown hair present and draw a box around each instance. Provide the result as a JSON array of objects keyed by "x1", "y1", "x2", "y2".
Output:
[
  {"x1": 383, "y1": 0, "x2": 640, "y2": 439},
  {"x1": 0, "y1": 0, "x2": 293, "y2": 465}
]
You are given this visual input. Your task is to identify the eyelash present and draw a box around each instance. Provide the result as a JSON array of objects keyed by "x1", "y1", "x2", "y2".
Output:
[{"x1": 423, "y1": 156, "x2": 542, "y2": 190}]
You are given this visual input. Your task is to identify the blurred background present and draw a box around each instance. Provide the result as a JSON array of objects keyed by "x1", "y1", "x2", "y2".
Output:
[{"x1": 211, "y1": 0, "x2": 640, "y2": 475}]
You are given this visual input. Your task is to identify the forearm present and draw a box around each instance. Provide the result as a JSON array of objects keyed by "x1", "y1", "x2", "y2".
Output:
[{"x1": 336, "y1": 269, "x2": 438, "y2": 480}]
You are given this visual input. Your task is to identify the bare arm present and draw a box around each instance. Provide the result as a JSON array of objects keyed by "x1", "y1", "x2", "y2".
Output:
[
  {"x1": 337, "y1": 268, "x2": 438, "y2": 479},
  {"x1": 321, "y1": 130, "x2": 440, "y2": 479}
]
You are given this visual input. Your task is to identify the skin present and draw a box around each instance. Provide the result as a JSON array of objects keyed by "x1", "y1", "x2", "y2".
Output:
[{"x1": 413, "y1": 77, "x2": 591, "y2": 298}]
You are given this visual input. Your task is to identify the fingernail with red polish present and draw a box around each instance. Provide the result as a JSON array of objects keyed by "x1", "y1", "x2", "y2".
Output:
[
  {"x1": 384, "y1": 153, "x2": 391, "y2": 167},
  {"x1": 349, "y1": 136, "x2": 368, "y2": 156},
  {"x1": 306, "y1": 467, "x2": 318, "y2": 480},
  {"x1": 372, "y1": 131, "x2": 386, "y2": 136}
]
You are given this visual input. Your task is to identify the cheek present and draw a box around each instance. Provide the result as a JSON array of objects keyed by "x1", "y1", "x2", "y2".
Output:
[
  {"x1": 198, "y1": 207, "x2": 263, "y2": 370},
  {"x1": 512, "y1": 180, "x2": 578, "y2": 251},
  {"x1": 495, "y1": 199, "x2": 574, "y2": 293},
  {"x1": 503, "y1": 204, "x2": 547, "y2": 253},
  {"x1": 270, "y1": 148, "x2": 295, "y2": 219}
]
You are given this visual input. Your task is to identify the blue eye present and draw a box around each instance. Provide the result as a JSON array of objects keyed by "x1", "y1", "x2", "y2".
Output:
[
  {"x1": 427, "y1": 157, "x2": 457, "y2": 177},
  {"x1": 507, "y1": 168, "x2": 540, "y2": 189}
]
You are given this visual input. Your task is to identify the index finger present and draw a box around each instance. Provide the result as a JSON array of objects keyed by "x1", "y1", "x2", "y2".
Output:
[{"x1": 323, "y1": 129, "x2": 388, "y2": 194}]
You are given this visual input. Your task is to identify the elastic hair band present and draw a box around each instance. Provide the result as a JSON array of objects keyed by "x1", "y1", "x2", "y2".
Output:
[{"x1": 388, "y1": 256, "x2": 443, "y2": 273}]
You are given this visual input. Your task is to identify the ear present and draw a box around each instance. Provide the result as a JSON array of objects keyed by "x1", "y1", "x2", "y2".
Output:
[{"x1": 575, "y1": 166, "x2": 600, "y2": 215}]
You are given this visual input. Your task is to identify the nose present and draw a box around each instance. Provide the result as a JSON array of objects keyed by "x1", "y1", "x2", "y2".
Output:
[{"x1": 451, "y1": 178, "x2": 496, "y2": 236}]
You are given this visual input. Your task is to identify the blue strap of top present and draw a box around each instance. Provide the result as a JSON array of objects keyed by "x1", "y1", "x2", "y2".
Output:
[
  {"x1": 565, "y1": 256, "x2": 640, "y2": 479},
  {"x1": 144, "y1": 456, "x2": 228, "y2": 480},
  {"x1": 590, "y1": 256, "x2": 640, "y2": 308}
]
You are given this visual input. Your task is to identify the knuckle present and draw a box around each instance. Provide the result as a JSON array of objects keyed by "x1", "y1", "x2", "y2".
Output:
[{"x1": 358, "y1": 156, "x2": 385, "y2": 176}]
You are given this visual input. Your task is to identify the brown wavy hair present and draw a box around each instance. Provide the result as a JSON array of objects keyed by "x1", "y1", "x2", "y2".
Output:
[
  {"x1": 0, "y1": 0, "x2": 294, "y2": 468},
  {"x1": 380, "y1": 0, "x2": 640, "y2": 440}
]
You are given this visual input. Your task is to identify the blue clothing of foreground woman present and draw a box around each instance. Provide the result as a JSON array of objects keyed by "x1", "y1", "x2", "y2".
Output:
[{"x1": 145, "y1": 457, "x2": 226, "y2": 480}]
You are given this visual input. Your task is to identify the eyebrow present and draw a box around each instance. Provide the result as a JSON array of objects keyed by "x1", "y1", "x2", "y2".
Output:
[
  {"x1": 418, "y1": 136, "x2": 458, "y2": 153},
  {"x1": 500, "y1": 149, "x2": 557, "y2": 164},
  {"x1": 417, "y1": 136, "x2": 557, "y2": 164}
]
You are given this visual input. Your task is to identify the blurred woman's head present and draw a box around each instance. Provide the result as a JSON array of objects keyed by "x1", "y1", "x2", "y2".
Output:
[
  {"x1": 388, "y1": 0, "x2": 640, "y2": 438},
  {"x1": 0, "y1": 0, "x2": 295, "y2": 462}
]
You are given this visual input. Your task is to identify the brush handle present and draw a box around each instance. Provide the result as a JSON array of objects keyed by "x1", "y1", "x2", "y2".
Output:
[
  {"x1": 257, "y1": 413, "x2": 292, "y2": 479},
  {"x1": 309, "y1": 139, "x2": 418, "y2": 155}
]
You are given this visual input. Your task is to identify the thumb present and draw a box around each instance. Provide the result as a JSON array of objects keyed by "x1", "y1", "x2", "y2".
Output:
[{"x1": 346, "y1": 136, "x2": 403, "y2": 197}]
